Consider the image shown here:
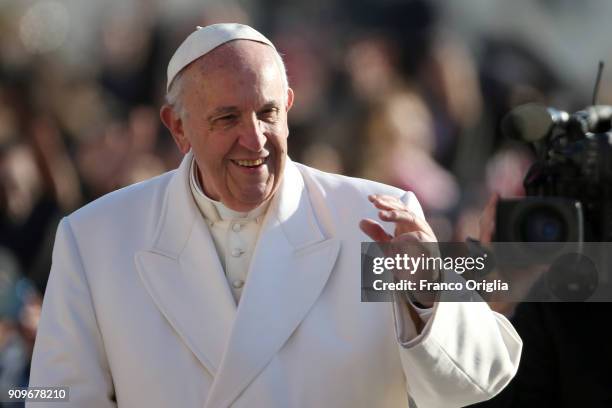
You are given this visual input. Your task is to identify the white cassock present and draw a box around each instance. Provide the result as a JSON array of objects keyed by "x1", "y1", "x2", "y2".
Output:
[{"x1": 28, "y1": 152, "x2": 522, "y2": 408}]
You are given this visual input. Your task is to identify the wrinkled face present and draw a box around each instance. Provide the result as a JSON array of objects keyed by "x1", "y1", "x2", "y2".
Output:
[{"x1": 163, "y1": 40, "x2": 293, "y2": 212}]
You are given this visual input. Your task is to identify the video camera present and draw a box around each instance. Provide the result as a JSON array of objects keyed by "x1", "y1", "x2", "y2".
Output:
[{"x1": 495, "y1": 103, "x2": 612, "y2": 243}]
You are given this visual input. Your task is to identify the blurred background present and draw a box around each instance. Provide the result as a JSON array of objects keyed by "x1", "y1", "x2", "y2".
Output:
[{"x1": 1, "y1": 0, "x2": 612, "y2": 399}]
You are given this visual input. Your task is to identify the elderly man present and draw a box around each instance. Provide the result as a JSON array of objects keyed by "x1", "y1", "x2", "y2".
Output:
[{"x1": 29, "y1": 24, "x2": 521, "y2": 408}]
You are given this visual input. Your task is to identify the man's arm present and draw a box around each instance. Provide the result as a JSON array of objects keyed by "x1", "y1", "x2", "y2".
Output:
[
  {"x1": 360, "y1": 193, "x2": 522, "y2": 407},
  {"x1": 396, "y1": 299, "x2": 522, "y2": 407},
  {"x1": 28, "y1": 218, "x2": 116, "y2": 408}
]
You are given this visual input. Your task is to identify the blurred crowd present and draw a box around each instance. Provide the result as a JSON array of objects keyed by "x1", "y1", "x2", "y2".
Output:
[{"x1": 0, "y1": 0, "x2": 605, "y2": 398}]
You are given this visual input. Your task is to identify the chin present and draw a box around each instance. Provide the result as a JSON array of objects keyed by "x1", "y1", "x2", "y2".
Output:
[{"x1": 235, "y1": 188, "x2": 274, "y2": 211}]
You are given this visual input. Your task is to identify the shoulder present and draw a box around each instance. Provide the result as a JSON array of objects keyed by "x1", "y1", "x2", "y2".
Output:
[
  {"x1": 294, "y1": 162, "x2": 405, "y2": 197},
  {"x1": 292, "y1": 161, "x2": 424, "y2": 221},
  {"x1": 66, "y1": 169, "x2": 176, "y2": 232}
]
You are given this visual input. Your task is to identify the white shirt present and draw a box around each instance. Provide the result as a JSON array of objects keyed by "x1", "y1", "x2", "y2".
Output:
[{"x1": 189, "y1": 158, "x2": 269, "y2": 303}]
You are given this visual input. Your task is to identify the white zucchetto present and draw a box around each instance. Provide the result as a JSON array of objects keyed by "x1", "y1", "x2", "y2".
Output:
[{"x1": 166, "y1": 23, "x2": 276, "y2": 91}]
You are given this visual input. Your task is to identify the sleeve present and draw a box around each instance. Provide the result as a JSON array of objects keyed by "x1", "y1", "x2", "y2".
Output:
[
  {"x1": 470, "y1": 302, "x2": 561, "y2": 407},
  {"x1": 27, "y1": 218, "x2": 116, "y2": 408},
  {"x1": 390, "y1": 192, "x2": 523, "y2": 407}
]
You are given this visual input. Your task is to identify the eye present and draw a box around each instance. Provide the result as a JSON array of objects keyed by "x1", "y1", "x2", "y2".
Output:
[
  {"x1": 259, "y1": 107, "x2": 280, "y2": 122},
  {"x1": 213, "y1": 114, "x2": 238, "y2": 126},
  {"x1": 218, "y1": 114, "x2": 237, "y2": 122}
]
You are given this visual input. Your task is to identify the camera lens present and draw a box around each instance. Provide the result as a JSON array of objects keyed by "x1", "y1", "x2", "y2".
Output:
[{"x1": 520, "y1": 208, "x2": 567, "y2": 242}]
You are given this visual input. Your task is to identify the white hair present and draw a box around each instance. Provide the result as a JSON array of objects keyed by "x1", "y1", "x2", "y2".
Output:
[{"x1": 165, "y1": 47, "x2": 289, "y2": 118}]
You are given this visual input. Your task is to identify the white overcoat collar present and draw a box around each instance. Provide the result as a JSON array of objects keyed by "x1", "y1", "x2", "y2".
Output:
[{"x1": 135, "y1": 152, "x2": 340, "y2": 407}]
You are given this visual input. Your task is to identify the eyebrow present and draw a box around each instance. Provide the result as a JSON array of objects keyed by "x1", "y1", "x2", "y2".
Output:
[
  {"x1": 207, "y1": 101, "x2": 281, "y2": 120},
  {"x1": 208, "y1": 106, "x2": 239, "y2": 119}
]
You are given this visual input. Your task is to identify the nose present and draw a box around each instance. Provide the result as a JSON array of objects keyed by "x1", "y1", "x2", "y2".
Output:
[{"x1": 238, "y1": 114, "x2": 266, "y2": 152}]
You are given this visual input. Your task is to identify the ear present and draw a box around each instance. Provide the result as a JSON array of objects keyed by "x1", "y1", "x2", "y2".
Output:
[
  {"x1": 285, "y1": 87, "x2": 294, "y2": 112},
  {"x1": 160, "y1": 104, "x2": 191, "y2": 154}
]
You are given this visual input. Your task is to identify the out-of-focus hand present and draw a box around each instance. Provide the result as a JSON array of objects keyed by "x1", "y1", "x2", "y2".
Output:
[
  {"x1": 479, "y1": 193, "x2": 499, "y2": 244},
  {"x1": 477, "y1": 193, "x2": 523, "y2": 316}
]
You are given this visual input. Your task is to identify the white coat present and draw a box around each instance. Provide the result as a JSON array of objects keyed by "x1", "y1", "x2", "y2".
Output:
[{"x1": 29, "y1": 153, "x2": 521, "y2": 407}]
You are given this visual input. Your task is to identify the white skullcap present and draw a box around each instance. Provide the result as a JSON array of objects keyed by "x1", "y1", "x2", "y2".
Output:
[{"x1": 166, "y1": 23, "x2": 276, "y2": 91}]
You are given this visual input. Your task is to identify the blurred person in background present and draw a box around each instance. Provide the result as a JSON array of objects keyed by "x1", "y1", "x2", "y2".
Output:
[
  {"x1": 28, "y1": 23, "x2": 521, "y2": 408},
  {"x1": 0, "y1": 76, "x2": 82, "y2": 293},
  {"x1": 0, "y1": 140, "x2": 61, "y2": 294},
  {"x1": 358, "y1": 90, "x2": 460, "y2": 215}
]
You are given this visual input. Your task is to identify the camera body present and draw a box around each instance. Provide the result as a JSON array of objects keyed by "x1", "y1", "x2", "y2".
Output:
[{"x1": 495, "y1": 104, "x2": 612, "y2": 243}]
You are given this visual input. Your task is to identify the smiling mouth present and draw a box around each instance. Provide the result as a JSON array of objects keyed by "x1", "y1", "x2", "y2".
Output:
[{"x1": 231, "y1": 158, "x2": 267, "y2": 168}]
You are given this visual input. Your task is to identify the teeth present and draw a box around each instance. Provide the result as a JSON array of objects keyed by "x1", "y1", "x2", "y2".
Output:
[{"x1": 235, "y1": 158, "x2": 265, "y2": 167}]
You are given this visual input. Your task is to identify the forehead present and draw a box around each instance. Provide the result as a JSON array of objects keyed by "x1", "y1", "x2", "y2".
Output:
[{"x1": 183, "y1": 40, "x2": 282, "y2": 92}]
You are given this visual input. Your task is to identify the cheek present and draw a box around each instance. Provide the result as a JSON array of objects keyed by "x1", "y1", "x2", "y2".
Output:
[
  {"x1": 188, "y1": 128, "x2": 234, "y2": 163},
  {"x1": 268, "y1": 125, "x2": 289, "y2": 148}
]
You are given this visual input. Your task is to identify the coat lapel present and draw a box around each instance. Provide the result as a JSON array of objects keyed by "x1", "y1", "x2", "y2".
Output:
[
  {"x1": 134, "y1": 152, "x2": 237, "y2": 377},
  {"x1": 204, "y1": 160, "x2": 340, "y2": 408}
]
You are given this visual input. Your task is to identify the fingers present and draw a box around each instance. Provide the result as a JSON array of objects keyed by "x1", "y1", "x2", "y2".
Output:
[
  {"x1": 367, "y1": 194, "x2": 435, "y2": 240},
  {"x1": 359, "y1": 219, "x2": 393, "y2": 243},
  {"x1": 370, "y1": 195, "x2": 419, "y2": 227},
  {"x1": 368, "y1": 194, "x2": 405, "y2": 211},
  {"x1": 378, "y1": 209, "x2": 431, "y2": 233}
]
